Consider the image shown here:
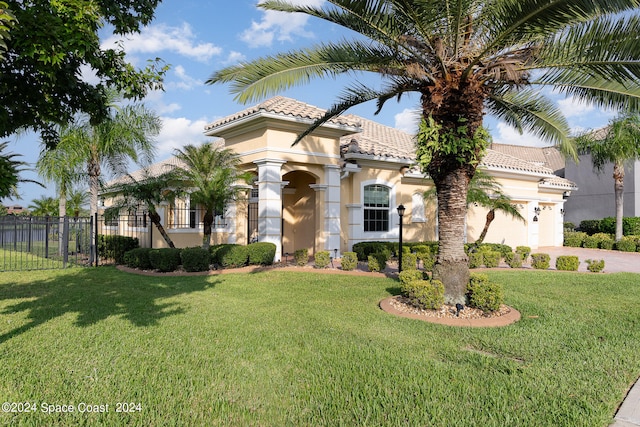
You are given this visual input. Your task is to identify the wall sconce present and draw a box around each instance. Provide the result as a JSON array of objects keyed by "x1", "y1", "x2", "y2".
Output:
[
  {"x1": 397, "y1": 205, "x2": 405, "y2": 273},
  {"x1": 533, "y1": 215, "x2": 539, "y2": 222},
  {"x1": 534, "y1": 206, "x2": 541, "y2": 216},
  {"x1": 560, "y1": 208, "x2": 565, "y2": 215}
]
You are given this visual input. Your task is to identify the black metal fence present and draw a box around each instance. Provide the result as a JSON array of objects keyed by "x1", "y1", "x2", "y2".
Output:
[{"x1": 0, "y1": 214, "x2": 154, "y2": 272}]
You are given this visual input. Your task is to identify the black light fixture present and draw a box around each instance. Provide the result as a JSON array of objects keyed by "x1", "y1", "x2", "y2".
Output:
[
  {"x1": 397, "y1": 205, "x2": 405, "y2": 273},
  {"x1": 534, "y1": 206, "x2": 541, "y2": 215}
]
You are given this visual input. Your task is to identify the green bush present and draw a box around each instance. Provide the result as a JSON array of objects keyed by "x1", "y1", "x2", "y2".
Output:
[
  {"x1": 218, "y1": 244, "x2": 249, "y2": 268},
  {"x1": 504, "y1": 252, "x2": 522, "y2": 268},
  {"x1": 367, "y1": 252, "x2": 388, "y2": 272},
  {"x1": 584, "y1": 232, "x2": 614, "y2": 250},
  {"x1": 401, "y1": 279, "x2": 445, "y2": 310},
  {"x1": 564, "y1": 222, "x2": 576, "y2": 231},
  {"x1": 579, "y1": 219, "x2": 601, "y2": 235},
  {"x1": 414, "y1": 245, "x2": 435, "y2": 271},
  {"x1": 247, "y1": 242, "x2": 276, "y2": 265},
  {"x1": 555, "y1": 255, "x2": 579, "y2": 271},
  {"x1": 402, "y1": 252, "x2": 418, "y2": 271},
  {"x1": 467, "y1": 280, "x2": 504, "y2": 313},
  {"x1": 564, "y1": 231, "x2": 587, "y2": 247},
  {"x1": 582, "y1": 234, "x2": 599, "y2": 248},
  {"x1": 585, "y1": 259, "x2": 605, "y2": 273},
  {"x1": 123, "y1": 248, "x2": 152, "y2": 269},
  {"x1": 469, "y1": 252, "x2": 484, "y2": 269},
  {"x1": 340, "y1": 252, "x2": 358, "y2": 271},
  {"x1": 475, "y1": 243, "x2": 512, "y2": 258},
  {"x1": 352, "y1": 241, "x2": 395, "y2": 261},
  {"x1": 294, "y1": 248, "x2": 308, "y2": 266},
  {"x1": 531, "y1": 253, "x2": 550, "y2": 270},
  {"x1": 180, "y1": 247, "x2": 210, "y2": 272},
  {"x1": 615, "y1": 236, "x2": 637, "y2": 252},
  {"x1": 97, "y1": 235, "x2": 139, "y2": 264},
  {"x1": 469, "y1": 272, "x2": 490, "y2": 286},
  {"x1": 314, "y1": 250, "x2": 331, "y2": 269},
  {"x1": 624, "y1": 217, "x2": 640, "y2": 235},
  {"x1": 398, "y1": 269, "x2": 424, "y2": 286},
  {"x1": 148, "y1": 248, "x2": 182, "y2": 272},
  {"x1": 482, "y1": 251, "x2": 501, "y2": 268},
  {"x1": 515, "y1": 246, "x2": 531, "y2": 262}
]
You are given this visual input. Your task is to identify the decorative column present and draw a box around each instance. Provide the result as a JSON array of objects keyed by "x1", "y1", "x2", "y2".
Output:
[
  {"x1": 254, "y1": 159, "x2": 286, "y2": 262},
  {"x1": 225, "y1": 202, "x2": 237, "y2": 244},
  {"x1": 324, "y1": 164, "x2": 342, "y2": 257},
  {"x1": 346, "y1": 204, "x2": 362, "y2": 251},
  {"x1": 309, "y1": 184, "x2": 327, "y2": 253}
]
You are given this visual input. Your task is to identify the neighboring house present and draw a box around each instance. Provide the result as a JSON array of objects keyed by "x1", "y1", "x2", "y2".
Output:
[{"x1": 103, "y1": 96, "x2": 576, "y2": 260}]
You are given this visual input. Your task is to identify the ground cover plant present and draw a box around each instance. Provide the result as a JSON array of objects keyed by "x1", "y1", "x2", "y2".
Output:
[{"x1": 0, "y1": 268, "x2": 639, "y2": 426}]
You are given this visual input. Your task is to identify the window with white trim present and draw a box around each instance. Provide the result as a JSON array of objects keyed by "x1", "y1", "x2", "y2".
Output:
[{"x1": 364, "y1": 184, "x2": 390, "y2": 232}]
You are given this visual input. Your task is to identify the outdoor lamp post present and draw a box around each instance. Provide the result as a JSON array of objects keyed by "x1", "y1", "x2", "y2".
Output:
[{"x1": 397, "y1": 204, "x2": 405, "y2": 273}]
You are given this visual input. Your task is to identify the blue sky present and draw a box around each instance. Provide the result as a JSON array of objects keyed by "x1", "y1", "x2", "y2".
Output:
[{"x1": 6, "y1": 0, "x2": 616, "y2": 207}]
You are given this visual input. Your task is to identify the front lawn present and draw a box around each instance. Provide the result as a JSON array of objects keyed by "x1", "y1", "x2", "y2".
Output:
[{"x1": 0, "y1": 268, "x2": 639, "y2": 426}]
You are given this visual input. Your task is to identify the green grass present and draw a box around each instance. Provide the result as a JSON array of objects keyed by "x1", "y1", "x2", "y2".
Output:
[{"x1": 0, "y1": 268, "x2": 639, "y2": 426}]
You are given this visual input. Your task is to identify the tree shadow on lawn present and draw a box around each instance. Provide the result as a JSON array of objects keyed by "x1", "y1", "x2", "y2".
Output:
[{"x1": 0, "y1": 267, "x2": 220, "y2": 344}]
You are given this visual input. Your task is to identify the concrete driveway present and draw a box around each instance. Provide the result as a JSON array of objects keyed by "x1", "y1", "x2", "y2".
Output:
[{"x1": 536, "y1": 246, "x2": 640, "y2": 273}]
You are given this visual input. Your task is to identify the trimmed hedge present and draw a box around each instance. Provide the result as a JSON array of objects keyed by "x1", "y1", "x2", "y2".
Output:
[
  {"x1": 531, "y1": 253, "x2": 550, "y2": 270},
  {"x1": 564, "y1": 231, "x2": 587, "y2": 248},
  {"x1": 340, "y1": 252, "x2": 358, "y2": 271},
  {"x1": 504, "y1": 252, "x2": 522, "y2": 268},
  {"x1": 579, "y1": 219, "x2": 601, "y2": 235},
  {"x1": 149, "y1": 248, "x2": 182, "y2": 272},
  {"x1": 367, "y1": 252, "x2": 387, "y2": 272},
  {"x1": 515, "y1": 246, "x2": 531, "y2": 262},
  {"x1": 123, "y1": 248, "x2": 153, "y2": 270},
  {"x1": 181, "y1": 247, "x2": 210, "y2": 272},
  {"x1": 217, "y1": 244, "x2": 249, "y2": 268},
  {"x1": 398, "y1": 269, "x2": 424, "y2": 286},
  {"x1": 615, "y1": 236, "x2": 637, "y2": 252},
  {"x1": 482, "y1": 251, "x2": 501, "y2": 268},
  {"x1": 469, "y1": 252, "x2": 484, "y2": 269},
  {"x1": 401, "y1": 253, "x2": 418, "y2": 271},
  {"x1": 314, "y1": 250, "x2": 331, "y2": 269},
  {"x1": 467, "y1": 279, "x2": 504, "y2": 313},
  {"x1": 247, "y1": 242, "x2": 276, "y2": 265},
  {"x1": 98, "y1": 235, "x2": 139, "y2": 264},
  {"x1": 294, "y1": 248, "x2": 308, "y2": 266},
  {"x1": 556, "y1": 255, "x2": 579, "y2": 271},
  {"x1": 586, "y1": 259, "x2": 605, "y2": 273},
  {"x1": 401, "y1": 279, "x2": 445, "y2": 310}
]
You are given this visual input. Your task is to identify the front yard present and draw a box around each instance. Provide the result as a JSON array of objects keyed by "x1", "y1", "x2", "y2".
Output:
[{"x1": 0, "y1": 267, "x2": 639, "y2": 426}]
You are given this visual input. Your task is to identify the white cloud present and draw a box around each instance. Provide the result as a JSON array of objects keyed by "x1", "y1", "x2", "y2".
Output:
[
  {"x1": 557, "y1": 96, "x2": 595, "y2": 118},
  {"x1": 102, "y1": 23, "x2": 222, "y2": 62},
  {"x1": 157, "y1": 117, "x2": 210, "y2": 157},
  {"x1": 224, "y1": 51, "x2": 247, "y2": 65},
  {"x1": 491, "y1": 122, "x2": 549, "y2": 147},
  {"x1": 171, "y1": 65, "x2": 203, "y2": 90},
  {"x1": 394, "y1": 108, "x2": 420, "y2": 134},
  {"x1": 240, "y1": 0, "x2": 324, "y2": 48}
]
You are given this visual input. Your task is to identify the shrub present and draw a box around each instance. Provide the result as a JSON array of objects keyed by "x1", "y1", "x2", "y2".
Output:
[
  {"x1": 123, "y1": 248, "x2": 152, "y2": 269},
  {"x1": 414, "y1": 245, "x2": 435, "y2": 271},
  {"x1": 579, "y1": 219, "x2": 601, "y2": 235},
  {"x1": 401, "y1": 279, "x2": 445, "y2": 310},
  {"x1": 148, "y1": 248, "x2": 182, "y2": 272},
  {"x1": 314, "y1": 250, "x2": 331, "y2": 269},
  {"x1": 180, "y1": 247, "x2": 210, "y2": 272},
  {"x1": 402, "y1": 252, "x2": 418, "y2": 271},
  {"x1": 556, "y1": 255, "x2": 579, "y2": 271},
  {"x1": 564, "y1": 222, "x2": 576, "y2": 231},
  {"x1": 294, "y1": 248, "x2": 308, "y2": 266},
  {"x1": 515, "y1": 246, "x2": 531, "y2": 262},
  {"x1": 531, "y1": 253, "x2": 550, "y2": 270},
  {"x1": 582, "y1": 234, "x2": 599, "y2": 248},
  {"x1": 352, "y1": 241, "x2": 395, "y2": 261},
  {"x1": 398, "y1": 269, "x2": 424, "y2": 286},
  {"x1": 218, "y1": 244, "x2": 249, "y2": 268},
  {"x1": 585, "y1": 259, "x2": 605, "y2": 273},
  {"x1": 599, "y1": 217, "x2": 616, "y2": 235},
  {"x1": 469, "y1": 272, "x2": 490, "y2": 286},
  {"x1": 97, "y1": 235, "x2": 139, "y2": 264},
  {"x1": 504, "y1": 252, "x2": 522, "y2": 268},
  {"x1": 616, "y1": 236, "x2": 637, "y2": 252},
  {"x1": 474, "y1": 243, "x2": 512, "y2": 258},
  {"x1": 584, "y1": 232, "x2": 614, "y2": 250},
  {"x1": 564, "y1": 231, "x2": 587, "y2": 247},
  {"x1": 624, "y1": 217, "x2": 640, "y2": 235},
  {"x1": 247, "y1": 242, "x2": 276, "y2": 265},
  {"x1": 469, "y1": 252, "x2": 484, "y2": 269},
  {"x1": 340, "y1": 252, "x2": 358, "y2": 271},
  {"x1": 367, "y1": 252, "x2": 388, "y2": 272},
  {"x1": 467, "y1": 280, "x2": 504, "y2": 313},
  {"x1": 482, "y1": 251, "x2": 501, "y2": 268}
]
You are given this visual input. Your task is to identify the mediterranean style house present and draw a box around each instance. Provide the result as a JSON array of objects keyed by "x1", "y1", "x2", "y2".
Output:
[{"x1": 102, "y1": 96, "x2": 576, "y2": 261}]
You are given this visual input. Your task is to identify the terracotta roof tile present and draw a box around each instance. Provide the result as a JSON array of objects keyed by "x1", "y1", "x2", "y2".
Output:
[{"x1": 489, "y1": 143, "x2": 565, "y2": 174}]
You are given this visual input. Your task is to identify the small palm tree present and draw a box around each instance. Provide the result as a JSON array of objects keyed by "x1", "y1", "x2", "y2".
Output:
[
  {"x1": 0, "y1": 141, "x2": 42, "y2": 200},
  {"x1": 169, "y1": 143, "x2": 250, "y2": 249},
  {"x1": 576, "y1": 113, "x2": 640, "y2": 241},
  {"x1": 66, "y1": 188, "x2": 89, "y2": 217},
  {"x1": 210, "y1": 0, "x2": 640, "y2": 304},
  {"x1": 102, "y1": 172, "x2": 178, "y2": 248},
  {"x1": 28, "y1": 195, "x2": 58, "y2": 217}
]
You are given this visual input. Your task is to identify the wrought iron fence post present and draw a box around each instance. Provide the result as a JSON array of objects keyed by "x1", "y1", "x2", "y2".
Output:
[
  {"x1": 92, "y1": 213, "x2": 97, "y2": 266},
  {"x1": 62, "y1": 216, "x2": 70, "y2": 268}
]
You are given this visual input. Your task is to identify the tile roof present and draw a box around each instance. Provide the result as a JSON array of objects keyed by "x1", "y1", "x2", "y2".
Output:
[
  {"x1": 204, "y1": 96, "x2": 361, "y2": 132},
  {"x1": 489, "y1": 143, "x2": 565, "y2": 174},
  {"x1": 340, "y1": 115, "x2": 415, "y2": 161}
]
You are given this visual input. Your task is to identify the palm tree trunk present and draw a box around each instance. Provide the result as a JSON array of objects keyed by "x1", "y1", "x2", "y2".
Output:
[
  {"x1": 148, "y1": 210, "x2": 175, "y2": 248},
  {"x1": 88, "y1": 159, "x2": 100, "y2": 263},
  {"x1": 613, "y1": 161, "x2": 625, "y2": 241},
  {"x1": 432, "y1": 166, "x2": 472, "y2": 305},
  {"x1": 58, "y1": 185, "x2": 67, "y2": 255},
  {"x1": 475, "y1": 209, "x2": 496, "y2": 245},
  {"x1": 202, "y1": 210, "x2": 213, "y2": 250}
]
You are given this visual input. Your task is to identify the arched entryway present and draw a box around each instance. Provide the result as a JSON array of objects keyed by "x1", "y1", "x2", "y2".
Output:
[{"x1": 282, "y1": 171, "x2": 317, "y2": 256}]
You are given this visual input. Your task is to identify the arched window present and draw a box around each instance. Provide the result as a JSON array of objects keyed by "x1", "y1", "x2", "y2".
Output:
[{"x1": 364, "y1": 184, "x2": 390, "y2": 232}]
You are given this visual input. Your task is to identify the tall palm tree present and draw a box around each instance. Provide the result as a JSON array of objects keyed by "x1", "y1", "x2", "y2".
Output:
[
  {"x1": 102, "y1": 172, "x2": 178, "y2": 248},
  {"x1": 169, "y1": 143, "x2": 250, "y2": 249},
  {"x1": 209, "y1": 0, "x2": 640, "y2": 304},
  {"x1": 0, "y1": 141, "x2": 42, "y2": 200},
  {"x1": 576, "y1": 113, "x2": 640, "y2": 241}
]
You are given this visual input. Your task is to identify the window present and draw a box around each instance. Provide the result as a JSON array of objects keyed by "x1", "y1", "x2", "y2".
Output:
[
  {"x1": 127, "y1": 208, "x2": 147, "y2": 228},
  {"x1": 364, "y1": 184, "x2": 390, "y2": 232},
  {"x1": 169, "y1": 195, "x2": 227, "y2": 229}
]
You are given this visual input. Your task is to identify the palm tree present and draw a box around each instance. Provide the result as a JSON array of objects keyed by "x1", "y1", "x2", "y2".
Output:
[
  {"x1": 66, "y1": 188, "x2": 89, "y2": 217},
  {"x1": 576, "y1": 113, "x2": 640, "y2": 241},
  {"x1": 28, "y1": 195, "x2": 58, "y2": 217},
  {"x1": 0, "y1": 141, "x2": 42, "y2": 200},
  {"x1": 169, "y1": 143, "x2": 250, "y2": 249},
  {"x1": 209, "y1": 0, "x2": 640, "y2": 304},
  {"x1": 102, "y1": 172, "x2": 178, "y2": 248}
]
